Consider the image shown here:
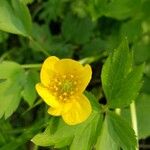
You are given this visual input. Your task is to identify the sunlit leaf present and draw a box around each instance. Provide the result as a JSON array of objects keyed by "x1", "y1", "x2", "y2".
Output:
[
  {"x1": 101, "y1": 39, "x2": 144, "y2": 108},
  {"x1": 0, "y1": 0, "x2": 32, "y2": 36},
  {"x1": 0, "y1": 61, "x2": 25, "y2": 119},
  {"x1": 22, "y1": 70, "x2": 39, "y2": 106}
]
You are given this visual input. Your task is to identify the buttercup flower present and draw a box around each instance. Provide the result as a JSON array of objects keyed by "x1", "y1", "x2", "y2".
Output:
[{"x1": 36, "y1": 56, "x2": 92, "y2": 125}]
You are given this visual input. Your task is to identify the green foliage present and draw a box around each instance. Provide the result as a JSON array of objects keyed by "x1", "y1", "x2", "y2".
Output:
[
  {"x1": 0, "y1": 61, "x2": 25, "y2": 118},
  {"x1": 86, "y1": 0, "x2": 141, "y2": 20},
  {"x1": 122, "y1": 93, "x2": 150, "y2": 139},
  {"x1": 0, "y1": 61, "x2": 40, "y2": 119},
  {"x1": 62, "y1": 14, "x2": 94, "y2": 44},
  {"x1": 96, "y1": 111, "x2": 137, "y2": 150},
  {"x1": 0, "y1": 0, "x2": 32, "y2": 37},
  {"x1": 136, "y1": 94, "x2": 150, "y2": 139},
  {"x1": 0, "y1": 0, "x2": 149, "y2": 149},
  {"x1": 96, "y1": 115, "x2": 119, "y2": 150},
  {"x1": 32, "y1": 93, "x2": 103, "y2": 150},
  {"x1": 106, "y1": 112, "x2": 137, "y2": 150},
  {"x1": 101, "y1": 39, "x2": 144, "y2": 108},
  {"x1": 21, "y1": 70, "x2": 39, "y2": 106}
]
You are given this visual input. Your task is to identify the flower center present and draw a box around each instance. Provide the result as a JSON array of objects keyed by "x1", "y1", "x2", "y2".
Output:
[
  {"x1": 60, "y1": 80, "x2": 73, "y2": 93},
  {"x1": 49, "y1": 74, "x2": 78, "y2": 102}
]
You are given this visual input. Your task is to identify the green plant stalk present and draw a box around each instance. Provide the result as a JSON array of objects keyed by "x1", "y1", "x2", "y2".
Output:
[
  {"x1": 130, "y1": 101, "x2": 139, "y2": 150},
  {"x1": 29, "y1": 36, "x2": 50, "y2": 56},
  {"x1": 21, "y1": 64, "x2": 42, "y2": 69}
]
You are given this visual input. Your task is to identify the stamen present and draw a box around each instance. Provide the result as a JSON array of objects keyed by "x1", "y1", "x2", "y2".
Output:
[
  {"x1": 63, "y1": 98, "x2": 67, "y2": 101},
  {"x1": 54, "y1": 79, "x2": 58, "y2": 82},
  {"x1": 63, "y1": 92, "x2": 67, "y2": 96},
  {"x1": 70, "y1": 91, "x2": 74, "y2": 95},
  {"x1": 59, "y1": 95, "x2": 63, "y2": 100},
  {"x1": 74, "y1": 81, "x2": 77, "y2": 85},
  {"x1": 54, "y1": 85, "x2": 58, "y2": 90},
  {"x1": 49, "y1": 74, "x2": 78, "y2": 102},
  {"x1": 70, "y1": 75, "x2": 74, "y2": 78},
  {"x1": 62, "y1": 75, "x2": 66, "y2": 79},
  {"x1": 75, "y1": 88, "x2": 78, "y2": 91},
  {"x1": 58, "y1": 82, "x2": 62, "y2": 85}
]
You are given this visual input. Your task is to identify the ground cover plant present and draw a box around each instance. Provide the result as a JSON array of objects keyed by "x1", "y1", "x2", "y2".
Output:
[{"x1": 0, "y1": 0, "x2": 150, "y2": 150}]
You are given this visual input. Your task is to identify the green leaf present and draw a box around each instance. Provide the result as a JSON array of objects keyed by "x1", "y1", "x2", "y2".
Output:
[
  {"x1": 86, "y1": 0, "x2": 141, "y2": 20},
  {"x1": 20, "y1": 0, "x2": 33, "y2": 5},
  {"x1": 96, "y1": 116, "x2": 119, "y2": 150},
  {"x1": 104, "y1": 0, "x2": 141, "y2": 20},
  {"x1": 11, "y1": 0, "x2": 32, "y2": 35},
  {"x1": 0, "y1": 61, "x2": 25, "y2": 119},
  {"x1": 0, "y1": 119, "x2": 44, "y2": 150},
  {"x1": 107, "y1": 112, "x2": 137, "y2": 150},
  {"x1": 22, "y1": 70, "x2": 39, "y2": 106},
  {"x1": 121, "y1": 18, "x2": 142, "y2": 43},
  {"x1": 133, "y1": 40, "x2": 150, "y2": 64},
  {"x1": 70, "y1": 111, "x2": 102, "y2": 150},
  {"x1": 0, "y1": 0, "x2": 32, "y2": 36},
  {"x1": 101, "y1": 39, "x2": 144, "y2": 108},
  {"x1": 142, "y1": 76, "x2": 150, "y2": 94},
  {"x1": 122, "y1": 93, "x2": 150, "y2": 139},
  {"x1": 79, "y1": 38, "x2": 106, "y2": 58},
  {"x1": 136, "y1": 94, "x2": 150, "y2": 139},
  {"x1": 62, "y1": 14, "x2": 94, "y2": 44},
  {"x1": 32, "y1": 93, "x2": 103, "y2": 150}
]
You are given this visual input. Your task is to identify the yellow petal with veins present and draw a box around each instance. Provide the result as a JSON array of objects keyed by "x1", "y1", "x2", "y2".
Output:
[
  {"x1": 35, "y1": 83, "x2": 59, "y2": 107},
  {"x1": 62, "y1": 94, "x2": 92, "y2": 125},
  {"x1": 40, "y1": 56, "x2": 59, "y2": 87}
]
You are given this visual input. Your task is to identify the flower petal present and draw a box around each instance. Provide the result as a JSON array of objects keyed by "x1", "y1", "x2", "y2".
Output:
[
  {"x1": 55, "y1": 59, "x2": 84, "y2": 75},
  {"x1": 35, "y1": 83, "x2": 59, "y2": 107},
  {"x1": 48, "y1": 106, "x2": 62, "y2": 116},
  {"x1": 55, "y1": 59, "x2": 92, "y2": 93},
  {"x1": 62, "y1": 94, "x2": 92, "y2": 125},
  {"x1": 48, "y1": 101, "x2": 73, "y2": 116},
  {"x1": 78, "y1": 64, "x2": 92, "y2": 93},
  {"x1": 40, "y1": 56, "x2": 59, "y2": 86}
]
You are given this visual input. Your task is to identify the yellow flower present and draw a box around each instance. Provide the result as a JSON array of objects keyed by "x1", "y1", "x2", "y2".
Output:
[{"x1": 36, "y1": 56, "x2": 92, "y2": 125}]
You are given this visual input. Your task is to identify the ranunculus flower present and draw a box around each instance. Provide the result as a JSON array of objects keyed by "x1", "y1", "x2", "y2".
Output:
[{"x1": 36, "y1": 56, "x2": 92, "y2": 125}]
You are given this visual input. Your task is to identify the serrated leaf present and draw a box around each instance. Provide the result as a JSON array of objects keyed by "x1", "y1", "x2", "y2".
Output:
[
  {"x1": 22, "y1": 70, "x2": 39, "y2": 106},
  {"x1": 95, "y1": 117, "x2": 119, "y2": 150},
  {"x1": 0, "y1": 61, "x2": 25, "y2": 119},
  {"x1": 32, "y1": 92, "x2": 103, "y2": 150},
  {"x1": 0, "y1": 0, "x2": 32, "y2": 36},
  {"x1": 70, "y1": 111, "x2": 102, "y2": 150},
  {"x1": 107, "y1": 112, "x2": 137, "y2": 150},
  {"x1": 101, "y1": 39, "x2": 144, "y2": 108}
]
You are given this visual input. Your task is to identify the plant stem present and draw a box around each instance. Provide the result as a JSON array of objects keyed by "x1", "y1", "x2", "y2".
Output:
[
  {"x1": 21, "y1": 64, "x2": 42, "y2": 69},
  {"x1": 29, "y1": 36, "x2": 50, "y2": 56},
  {"x1": 33, "y1": 145, "x2": 38, "y2": 150},
  {"x1": 130, "y1": 101, "x2": 139, "y2": 150}
]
